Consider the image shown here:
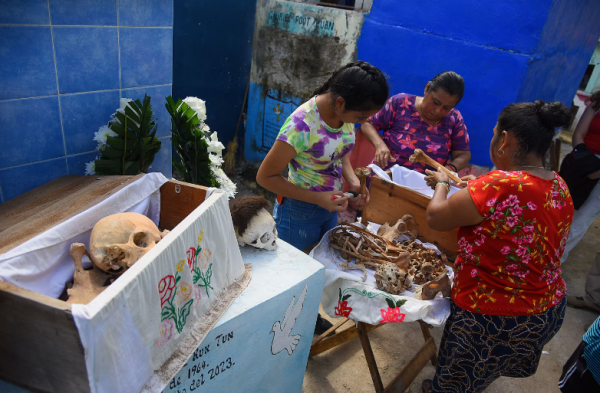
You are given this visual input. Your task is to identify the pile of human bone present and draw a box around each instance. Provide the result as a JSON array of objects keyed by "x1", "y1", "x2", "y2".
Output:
[{"x1": 328, "y1": 214, "x2": 451, "y2": 300}]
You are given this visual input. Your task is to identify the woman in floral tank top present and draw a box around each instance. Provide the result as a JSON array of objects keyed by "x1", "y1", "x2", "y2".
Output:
[{"x1": 421, "y1": 101, "x2": 574, "y2": 393}]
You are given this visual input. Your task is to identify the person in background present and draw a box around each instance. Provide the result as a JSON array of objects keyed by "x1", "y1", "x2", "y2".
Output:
[
  {"x1": 360, "y1": 71, "x2": 471, "y2": 175},
  {"x1": 559, "y1": 91, "x2": 600, "y2": 313},
  {"x1": 559, "y1": 315, "x2": 600, "y2": 391},
  {"x1": 256, "y1": 61, "x2": 389, "y2": 334},
  {"x1": 420, "y1": 100, "x2": 573, "y2": 393}
]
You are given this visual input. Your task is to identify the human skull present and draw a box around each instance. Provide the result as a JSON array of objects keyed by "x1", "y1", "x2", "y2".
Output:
[
  {"x1": 374, "y1": 262, "x2": 408, "y2": 295},
  {"x1": 89, "y1": 212, "x2": 168, "y2": 274},
  {"x1": 237, "y1": 208, "x2": 277, "y2": 251}
]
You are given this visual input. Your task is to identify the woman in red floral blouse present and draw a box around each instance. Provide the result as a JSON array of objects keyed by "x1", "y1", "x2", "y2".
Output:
[{"x1": 421, "y1": 100, "x2": 573, "y2": 393}]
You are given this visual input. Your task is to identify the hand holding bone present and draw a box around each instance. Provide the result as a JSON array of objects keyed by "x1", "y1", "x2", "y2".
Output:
[{"x1": 409, "y1": 149, "x2": 462, "y2": 183}]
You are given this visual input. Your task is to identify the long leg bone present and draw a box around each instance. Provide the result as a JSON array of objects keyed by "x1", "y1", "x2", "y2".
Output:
[
  {"x1": 354, "y1": 167, "x2": 372, "y2": 196},
  {"x1": 409, "y1": 149, "x2": 461, "y2": 183}
]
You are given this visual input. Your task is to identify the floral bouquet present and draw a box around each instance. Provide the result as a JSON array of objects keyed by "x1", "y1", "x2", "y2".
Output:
[
  {"x1": 86, "y1": 95, "x2": 161, "y2": 175},
  {"x1": 165, "y1": 96, "x2": 236, "y2": 199}
]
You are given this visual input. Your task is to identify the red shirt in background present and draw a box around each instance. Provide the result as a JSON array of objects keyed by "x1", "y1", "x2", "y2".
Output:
[
  {"x1": 452, "y1": 170, "x2": 574, "y2": 316},
  {"x1": 584, "y1": 111, "x2": 600, "y2": 155}
]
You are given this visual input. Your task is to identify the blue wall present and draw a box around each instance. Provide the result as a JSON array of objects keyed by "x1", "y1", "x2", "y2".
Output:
[
  {"x1": 358, "y1": 0, "x2": 600, "y2": 167},
  {"x1": 173, "y1": 0, "x2": 257, "y2": 155},
  {"x1": 0, "y1": 0, "x2": 174, "y2": 203}
]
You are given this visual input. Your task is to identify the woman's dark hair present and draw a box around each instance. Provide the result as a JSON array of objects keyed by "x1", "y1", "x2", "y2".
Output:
[
  {"x1": 427, "y1": 71, "x2": 465, "y2": 103},
  {"x1": 496, "y1": 100, "x2": 571, "y2": 160},
  {"x1": 312, "y1": 61, "x2": 389, "y2": 111},
  {"x1": 587, "y1": 89, "x2": 600, "y2": 111}
]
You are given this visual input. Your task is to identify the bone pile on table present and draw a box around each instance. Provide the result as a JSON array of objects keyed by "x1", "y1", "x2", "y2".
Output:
[{"x1": 328, "y1": 217, "x2": 451, "y2": 300}]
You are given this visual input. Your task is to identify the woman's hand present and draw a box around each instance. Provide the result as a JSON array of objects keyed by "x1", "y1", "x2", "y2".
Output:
[
  {"x1": 348, "y1": 184, "x2": 370, "y2": 210},
  {"x1": 456, "y1": 175, "x2": 476, "y2": 188},
  {"x1": 424, "y1": 167, "x2": 450, "y2": 189},
  {"x1": 374, "y1": 143, "x2": 396, "y2": 169},
  {"x1": 314, "y1": 191, "x2": 349, "y2": 212}
]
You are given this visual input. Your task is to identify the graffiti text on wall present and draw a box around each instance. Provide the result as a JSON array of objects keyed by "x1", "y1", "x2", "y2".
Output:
[{"x1": 268, "y1": 11, "x2": 334, "y2": 37}]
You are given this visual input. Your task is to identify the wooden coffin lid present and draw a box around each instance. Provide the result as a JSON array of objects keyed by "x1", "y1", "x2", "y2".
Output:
[{"x1": 0, "y1": 175, "x2": 143, "y2": 255}]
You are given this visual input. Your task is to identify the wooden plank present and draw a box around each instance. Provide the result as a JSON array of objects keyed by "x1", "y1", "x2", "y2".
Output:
[
  {"x1": 357, "y1": 322, "x2": 384, "y2": 393},
  {"x1": 311, "y1": 317, "x2": 349, "y2": 346},
  {"x1": 0, "y1": 282, "x2": 90, "y2": 393},
  {"x1": 159, "y1": 180, "x2": 208, "y2": 230},
  {"x1": 383, "y1": 337, "x2": 437, "y2": 393},
  {"x1": 363, "y1": 176, "x2": 458, "y2": 260},
  {"x1": 0, "y1": 175, "x2": 142, "y2": 255},
  {"x1": 309, "y1": 322, "x2": 384, "y2": 357}
]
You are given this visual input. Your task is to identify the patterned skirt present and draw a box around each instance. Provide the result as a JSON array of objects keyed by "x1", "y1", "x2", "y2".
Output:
[{"x1": 432, "y1": 297, "x2": 567, "y2": 393}]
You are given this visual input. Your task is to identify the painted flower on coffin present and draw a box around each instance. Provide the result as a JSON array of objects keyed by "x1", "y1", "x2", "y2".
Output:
[
  {"x1": 158, "y1": 275, "x2": 176, "y2": 307},
  {"x1": 379, "y1": 307, "x2": 406, "y2": 324},
  {"x1": 198, "y1": 248, "x2": 212, "y2": 269},
  {"x1": 177, "y1": 281, "x2": 192, "y2": 305},
  {"x1": 157, "y1": 319, "x2": 174, "y2": 346},
  {"x1": 334, "y1": 300, "x2": 352, "y2": 318}
]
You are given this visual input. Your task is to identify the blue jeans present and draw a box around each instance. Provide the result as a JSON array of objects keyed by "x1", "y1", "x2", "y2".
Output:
[{"x1": 273, "y1": 197, "x2": 338, "y2": 251}]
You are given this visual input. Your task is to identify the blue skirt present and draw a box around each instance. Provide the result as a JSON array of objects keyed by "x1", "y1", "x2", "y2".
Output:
[{"x1": 432, "y1": 297, "x2": 567, "y2": 393}]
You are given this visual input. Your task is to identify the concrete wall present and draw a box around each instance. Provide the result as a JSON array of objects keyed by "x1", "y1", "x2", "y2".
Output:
[
  {"x1": 244, "y1": 0, "x2": 364, "y2": 161},
  {"x1": 172, "y1": 0, "x2": 257, "y2": 151},
  {"x1": 358, "y1": 0, "x2": 600, "y2": 167},
  {"x1": 0, "y1": 0, "x2": 174, "y2": 203}
]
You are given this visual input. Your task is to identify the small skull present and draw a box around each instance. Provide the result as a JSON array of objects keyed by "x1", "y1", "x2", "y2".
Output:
[
  {"x1": 238, "y1": 208, "x2": 278, "y2": 251},
  {"x1": 375, "y1": 262, "x2": 408, "y2": 295},
  {"x1": 89, "y1": 212, "x2": 167, "y2": 274}
]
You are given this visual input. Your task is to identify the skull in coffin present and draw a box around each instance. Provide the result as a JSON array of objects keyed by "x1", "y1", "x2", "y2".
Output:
[{"x1": 89, "y1": 212, "x2": 167, "y2": 274}]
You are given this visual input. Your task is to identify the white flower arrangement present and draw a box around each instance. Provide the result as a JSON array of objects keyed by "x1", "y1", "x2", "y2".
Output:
[
  {"x1": 172, "y1": 96, "x2": 236, "y2": 199},
  {"x1": 93, "y1": 125, "x2": 117, "y2": 150},
  {"x1": 85, "y1": 157, "x2": 98, "y2": 176}
]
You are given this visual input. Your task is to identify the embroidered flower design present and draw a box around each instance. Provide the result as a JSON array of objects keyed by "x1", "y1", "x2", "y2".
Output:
[
  {"x1": 486, "y1": 198, "x2": 497, "y2": 207},
  {"x1": 501, "y1": 246, "x2": 511, "y2": 254},
  {"x1": 176, "y1": 260, "x2": 185, "y2": 273},
  {"x1": 187, "y1": 247, "x2": 196, "y2": 272},
  {"x1": 177, "y1": 281, "x2": 192, "y2": 305},
  {"x1": 379, "y1": 307, "x2": 406, "y2": 324},
  {"x1": 334, "y1": 300, "x2": 352, "y2": 318},
  {"x1": 198, "y1": 248, "x2": 212, "y2": 269},
  {"x1": 527, "y1": 202, "x2": 537, "y2": 210},
  {"x1": 471, "y1": 269, "x2": 478, "y2": 277},
  {"x1": 158, "y1": 275, "x2": 176, "y2": 308},
  {"x1": 157, "y1": 319, "x2": 174, "y2": 346},
  {"x1": 193, "y1": 284, "x2": 202, "y2": 307}
]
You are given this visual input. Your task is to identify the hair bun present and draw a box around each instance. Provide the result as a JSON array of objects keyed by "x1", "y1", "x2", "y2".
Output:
[{"x1": 535, "y1": 100, "x2": 571, "y2": 129}]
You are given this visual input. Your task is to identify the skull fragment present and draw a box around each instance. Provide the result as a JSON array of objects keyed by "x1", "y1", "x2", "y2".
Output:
[
  {"x1": 230, "y1": 196, "x2": 278, "y2": 251},
  {"x1": 89, "y1": 212, "x2": 168, "y2": 274},
  {"x1": 374, "y1": 262, "x2": 409, "y2": 295}
]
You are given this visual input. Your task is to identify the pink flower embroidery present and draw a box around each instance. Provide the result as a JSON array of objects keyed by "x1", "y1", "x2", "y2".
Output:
[
  {"x1": 157, "y1": 319, "x2": 174, "y2": 346},
  {"x1": 486, "y1": 198, "x2": 497, "y2": 207},
  {"x1": 335, "y1": 300, "x2": 352, "y2": 318},
  {"x1": 506, "y1": 216, "x2": 518, "y2": 227},
  {"x1": 501, "y1": 246, "x2": 511, "y2": 254},
  {"x1": 158, "y1": 275, "x2": 176, "y2": 308},
  {"x1": 193, "y1": 284, "x2": 202, "y2": 307},
  {"x1": 527, "y1": 202, "x2": 537, "y2": 210},
  {"x1": 523, "y1": 225, "x2": 534, "y2": 233},
  {"x1": 507, "y1": 195, "x2": 519, "y2": 207},
  {"x1": 471, "y1": 269, "x2": 478, "y2": 277},
  {"x1": 379, "y1": 307, "x2": 406, "y2": 324},
  {"x1": 510, "y1": 206, "x2": 523, "y2": 216},
  {"x1": 506, "y1": 264, "x2": 518, "y2": 271},
  {"x1": 186, "y1": 247, "x2": 196, "y2": 272}
]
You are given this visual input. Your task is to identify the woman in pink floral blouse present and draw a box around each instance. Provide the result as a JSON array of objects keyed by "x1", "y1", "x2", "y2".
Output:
[
  {"x1": 361, "y1": 71, "x2": 471, "y2": 174},
  {"x1": 421, "y1": 100, "x2": 573, "y2": 393}
]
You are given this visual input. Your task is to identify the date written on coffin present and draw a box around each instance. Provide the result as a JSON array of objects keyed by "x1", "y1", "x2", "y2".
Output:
[{"x1": 169, "y1": 357, "x2": 235, "y2": 392}]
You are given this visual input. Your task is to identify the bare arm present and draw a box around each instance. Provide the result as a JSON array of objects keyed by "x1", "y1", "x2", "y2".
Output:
[
  {"x1": 424, "y1": 168, "x2": 484, "y2": 232},
  {"x1": 342, "y1": 154, "x2": 369, "y2": 209},
  {"x1": 360, "y1": 121, "x2": 396, "y2": 168},
  {"x1": 256, "y1": 140, "x2": 348, "y2": 212},
  {"x1": 573, "y1": 105, "x2": 596, "y2": 146},
  {"x1": 448, "y1": 150, "x2": 471, "y2": 172}
]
